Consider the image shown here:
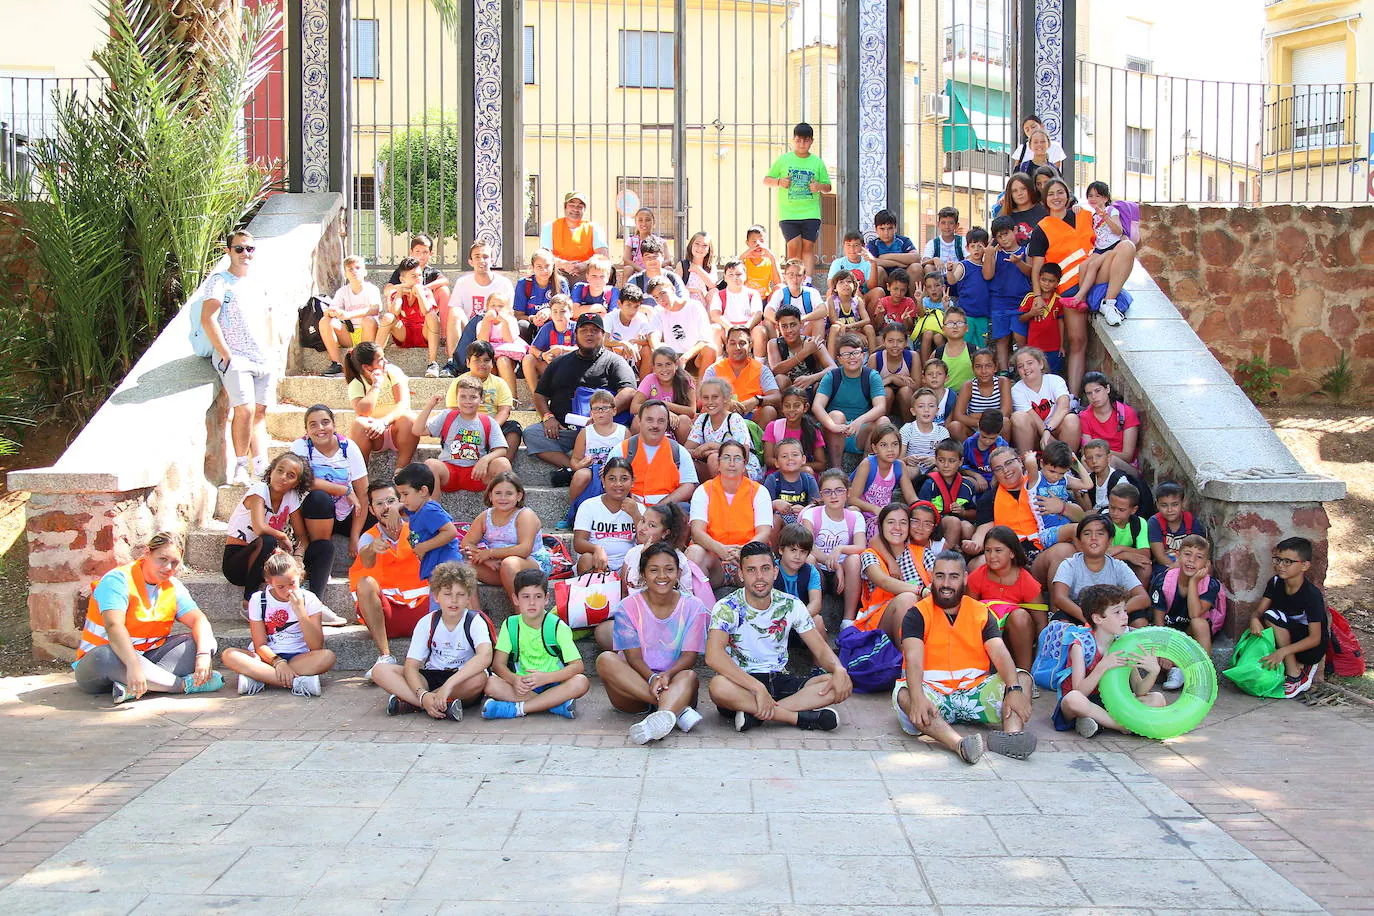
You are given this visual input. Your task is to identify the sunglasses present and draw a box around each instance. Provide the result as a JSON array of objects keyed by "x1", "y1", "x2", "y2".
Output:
[{"x1": 231, "y1": 245, "x2": 256, "y2": 254}]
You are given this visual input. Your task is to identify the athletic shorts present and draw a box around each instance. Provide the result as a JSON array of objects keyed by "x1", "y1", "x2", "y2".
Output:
[
  {"x1": 1262, "y1": 611, "x2": 1328, "y2": 667},
  {"x1": 1038, "y1": 524, "x2": 1062, "y2": 548},
  {"x1": 964, "y1": 316, "x2": 991, "y2": 349},
  {"x1": 1094, "y1": 240, "x2": 1122, "y2": 255},
  {"x1": 779, "y1": 218, "x2": 822, "y2": 243},
  {"x1": 500, "y1": 419, "x2": 524, "y2": 441},
  {"x1": 990, "y1": 307, "x2": 1022, "y2": 342},
  {"x1": 716, "y1": 671, "x2": 811, "y2": 718},
  {"x1": 217, "y1": 360, "x2": 273, "y2": 408},
  {"x1": 893, "y1": 673, "x2": 1006, "y2": 730},
  {"x1": 376, "y1": 595, "x2": 430, "y2": 639},
  {"x1": 439, "y1": 462, "x2": 485, "y2": 492},
  {"x1": 1044, "y1": 350, "x2": 1065, "y2": 376}
]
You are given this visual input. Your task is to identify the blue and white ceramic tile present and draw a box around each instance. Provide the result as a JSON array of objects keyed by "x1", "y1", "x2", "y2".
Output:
[
  {"x1": 1033, "y1": 0, "x2": 1063, "y2": 141},
  {"x1": 858, "y1": 0, "x2": 887, "y2": 234},
  {"x1": 301, "y1": 0, "x2": 330, "y2": 193},
  {"x1": 474, "y1": 0, "x2": 503, "y2": 261}
]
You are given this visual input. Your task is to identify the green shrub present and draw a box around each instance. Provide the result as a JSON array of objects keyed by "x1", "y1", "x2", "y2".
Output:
[
  {"x1": 377, "y1": 114, "x2": 461, "y2": 241},
  {"x1": 1234, "y1": 355, "x2": 1289, "y2": 405},
  {"x1": 1318, "y1": 350, "x2": 1354, "y2": 406}
]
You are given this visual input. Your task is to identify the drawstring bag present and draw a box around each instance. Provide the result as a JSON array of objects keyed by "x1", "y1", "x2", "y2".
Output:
[
  {"x1": 1221, "y1": 629, "x2": 1286, "y2": 699},
  {"x1": 836, "y1": 625, "x2": 903, "y2": 693}
]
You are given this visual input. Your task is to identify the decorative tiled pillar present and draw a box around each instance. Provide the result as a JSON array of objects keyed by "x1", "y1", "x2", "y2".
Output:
[
  {"x1": 300, "y1": 0, "x2": 330, "y2": 192},
  {"x1": 856, "y1": 0, "x2": 888, "y2": 230},
  {"x1": 473, "y1": 0, "x2": 504, "y2": 263},
  {"x1": 1021, "y1": 0, "x2": 1076, "y2": 169},
  {"x1": 840, "y1": 0, "x2": 901, "y2": 234}
]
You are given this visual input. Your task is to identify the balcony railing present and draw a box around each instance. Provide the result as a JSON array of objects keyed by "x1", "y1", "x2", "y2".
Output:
[
  {"x1": 942, "y1": 24, "x2": 1009, "y2": 68},
  {"x1": 1262, "y1": 85, "x2": 1353, "y2": 155}
]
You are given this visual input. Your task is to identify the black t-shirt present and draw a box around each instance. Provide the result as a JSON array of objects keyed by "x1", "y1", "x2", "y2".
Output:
[
  {"x1": 535, "y1": 347, "x2": 636, "y2": 420},
  {"x1": 388, "y1": 265, "x2": 443, "y2": 287},
  {"x1": 1262, "y1": 576, "x2": 1329, "y2": 647},
  {"x1": 901, "y1": 603, "x2": 1000, "y2": 643},
  {"x1": 1006, "y1": 204, "x2": 1049, "y2": 244},
  {"x1": 1027, "y1": 209, "x2": 1088, "y2": 260}
]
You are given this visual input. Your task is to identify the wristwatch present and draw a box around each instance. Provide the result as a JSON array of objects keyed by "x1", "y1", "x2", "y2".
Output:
[{"x1": 1005, "y1": 684, "x2": 1024, "y2": 693}]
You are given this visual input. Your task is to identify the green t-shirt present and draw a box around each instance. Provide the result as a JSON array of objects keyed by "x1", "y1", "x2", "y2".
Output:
[
  {"x1": 1112, "y1": 519, "x2": 1149, "y2": 550},
  {"x1": 495, "y1": 613, "x2": 579, "y2": 674},
  {"x1": 767, "y1": 151, "x2": 830, "y2": 222}
]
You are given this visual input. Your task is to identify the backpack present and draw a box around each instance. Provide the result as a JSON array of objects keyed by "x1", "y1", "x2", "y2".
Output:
[
  {"x1": 503, "y1": 613, "x2": 565, "y2": 672},
  {"x1": 1152, "y1": 510, "x2": 1195, "y2": 540},
  {"x1": 543, "y1": 534, "x2": 576, "y2": 581},
  {"x1": 836, "y1": 625, "x2": 904, "y2": 693},
  {"x1": 424, "y1": 608, "x2": 496, "y2": 667},
  {"x1": 1114, "y1": 200, "x2": 1142, "y2": 245},
  {"x1": 188, "y1": 291, "x2": 214, "y2": 357},
  {"x1": 439, "y1": 410, "x2": 495, "y2": 458},
  {"x1": 305, "y1": 435, "x2": 350, "y2": 464},
  {"x1": 1160, "y1": 567, "x2": 1227, "y2": 635},
  {"x1": 297, "y1": 295, "x2": 329, "y2": 352},
  {"x1": 1102, "y1": 467, "x2": 1156, "y2": 520},
  {"x1": 825, "y1": 367, "x2": 876, "y2": 413},
  {"x1": 1326, "y1": 607, "x2": 1366, "y2": 677},
  {"x1": 802, "y1": 506, "x2": 859, "y2": 547},
  {"x1": 925, "y1": 472, "x2": 963, "y2": 518},
  {"x1": 1031, "y1": 619, "x2": 1092, "y2": 690},
  {"x1": 775, "y1": 562, "x2": 817, "y2": 608}
]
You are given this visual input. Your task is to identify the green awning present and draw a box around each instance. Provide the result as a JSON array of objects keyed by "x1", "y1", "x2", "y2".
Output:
[{"x1": 943, "y1": 81, "x2": 1013, "y2": 153}]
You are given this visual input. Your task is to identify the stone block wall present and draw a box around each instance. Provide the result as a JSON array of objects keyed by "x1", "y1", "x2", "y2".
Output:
[
  {"x1": 1137, "y1": 204, "x2": 1374, "y2": 403},
  {"x1": 11, "y1": 193, "x2": 344, "y2": 662}
]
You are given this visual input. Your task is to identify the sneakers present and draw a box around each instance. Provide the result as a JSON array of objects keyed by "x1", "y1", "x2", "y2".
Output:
[
  {"x1": 734, "y1": 710, "x2": 762, "y2": 732},
  {"x1": 549, "y1": 468, "x2": 574, "y2": 488},
  {"x1": 629, "y1": 709, "x2": 678, "y2": 745},
  {"x1": 677, "y1": 707, "x2": 703, "y2": 733},
  {"x1": 230, "y1": 461, "x2": 253, "y2": 487},
  {"x1": 291, "y1": 674, "x2": 322, "y2": 698},
  {"x1": 322, "y1": 361, "x2": 343, "y2": 377},
  {"x1": 986, "y1": 730, "x2": 1038, "y2": 759},
  {"x1": 554, "y1": 518, "x2": 573, "y2": 531},
  {"x1": 548, "y1": 699, "x2": 578, "y2": 719},
  {"x1": 797, "y1": 707, "x2": 840, "y2": 731},
  {"x1": 182, "y1": 671, "x2": 224, "y2": 694},
  {"x1": 111, "y1": 682, "x2": 133, "y2": 705},
  {"x1": 446, "y1": 699, "x2": 465, "y2": 722},
  {"x1": 1284, "y1": 664, "x2": 1318, "y2": 699},
  {"x1": 367, "y1": 655, "x2": 397, "y2": 682},
  {"x1": 1099, "y1": 298, "x2": 1125, "y2": 326},
  {"x1": 386, "y1": 694, "x2": 416, "y2": 716},
  {"x1": 237, "y1": 674, "x2": 265, "y2": 696},
  {"x1": 438, "y1": 365, "x2": 457, "y2": 378},
  {"x1": 481, "y1": 698, "x2": 524, "y2": 719},
  {"x1": 1075, "y1": 716, "x2": 1101, "y2": 739},
  {"x1": 1163, "y1": 666, "x2": 1187, "y2": 690},
  {"x1": 958, "y1": 733, "x2": 986, "y2": 765},
  {"x1": 319, "y1": 607, "x2": 349, "y2": 627},
  {"x1": 425, "y1": 361, "x2": 442, "y2": 378}
]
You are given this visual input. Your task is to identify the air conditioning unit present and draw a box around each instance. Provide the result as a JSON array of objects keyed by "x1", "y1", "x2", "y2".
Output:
[{"x1": 923, "y1": 92, "x2": 951, "y2": 121}]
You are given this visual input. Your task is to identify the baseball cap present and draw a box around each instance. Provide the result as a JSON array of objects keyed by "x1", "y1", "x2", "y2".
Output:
[
  {"x1": 575, "y1": 313, "x2": 605, "y2": 331},
  {"x1": 563, "y1": 190, "x2": 588, "y2": 206}
]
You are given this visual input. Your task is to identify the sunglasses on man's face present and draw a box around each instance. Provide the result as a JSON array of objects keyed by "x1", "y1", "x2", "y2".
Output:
[{"x1": 231, "y1": 245, "x2": 256, "y2": 254}]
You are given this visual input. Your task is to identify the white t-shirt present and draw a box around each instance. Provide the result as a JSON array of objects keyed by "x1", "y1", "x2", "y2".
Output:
[
  {"x1": 1011, "y1": 374, "x2": 1071, "y2": 416},
  {"x1": 921, "y1": 236, "x2": 965, "y2": 262},
  {"x1": 900, "y1": 421, "x2": 950, "y2": 460},
  {"x1": 226, "y1": 481, "x2": 303, "y2": 542},
  {"x1": 1012, "y1": 139, "x2": 1068, "y2": 166},
  {"x1": 800, "y1": 506, "x2": 862, "y2": 571},
  {"x1": 656, "y1": 300, "x2": 711, "y2": 352},
  {"x1": 690, "y1": 483, "x2": 773, "y2": 530},
  {"x1": 713, "y1": 289, "x2": 764, "y2": 326},
  {"x1": 206, "y1": 270, "x2": 267, "y2": 365},
  {"x1": 583, "y1": 423, "x2": 628, "y2": 468},
  {"x1": 406, "y1": 609, "x2": 492, "y2": 670},
  {"x1": 607, "y1": 308, "x2": 657, "y2": 343},
  {"x1": 248, "y1": 587, "x2": 328, "y2": 656},
  {"x1": 622, "y1": 544, "x2": 695, "y2": 593},
  {"x1": 330, "y1": 282, "x2": 382, "y2": 319},
  {"x1": 290, "y1": 437, "x2": 369, "y2": 520},
  {"x1": 573, "y1": 497, "x2": 638, "y2": 571},
  {"x1": 766, "y1": 285, "x2": 821, "y2": 316},
  {"x1": 688, "y1": 413, "x2": 763, "y2": 480},
  {"x1": 453, "y1": 273, "x2": 516, "y2": 323}
]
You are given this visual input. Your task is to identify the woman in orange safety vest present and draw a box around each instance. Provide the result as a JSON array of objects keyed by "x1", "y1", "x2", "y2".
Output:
[{"x1": 686, "y1": 439, "x2": 773, "y2": 587}]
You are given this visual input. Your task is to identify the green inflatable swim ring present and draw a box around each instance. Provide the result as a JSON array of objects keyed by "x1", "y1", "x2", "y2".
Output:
[{"x1": 1098, "y1": 626, "x2": 1217, "y2": 740}]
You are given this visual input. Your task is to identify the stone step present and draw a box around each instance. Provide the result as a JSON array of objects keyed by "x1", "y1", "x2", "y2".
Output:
[
  {"x1": 297, "y1": 347, "x2": 534, "y2": 396},
  {"x1": 254, "y1": 440, "x2": 558, "y2": 492},
  {"x1": 278, "y1": 374, "x2": 535, "y2": 411},
  {"x1": 187, "y1": 524, "x2": 574, "y2": 580},
  {"x1": 265, "y1": 405, "x2": 541, "y2": 454},
  {"x1": 212, "y1": 471, "x2": 573, "y2": 524}
]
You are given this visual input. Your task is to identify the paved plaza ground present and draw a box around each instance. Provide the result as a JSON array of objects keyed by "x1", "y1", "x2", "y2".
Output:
[{"x1": 0, "y1": 673, "x2": 1370, "y2": 914}]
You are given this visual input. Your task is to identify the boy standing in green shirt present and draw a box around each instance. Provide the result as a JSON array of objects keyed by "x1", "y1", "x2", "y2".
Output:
[
  {"x1": 1106, "y1": 482, "x2": 1152, "y2": 588},
  {"x1": 765, "y1": 122, "x2": 832, "y2": 282},
  {"x1": 482, "y1": 570, "x2": 589, "y2": 719}
]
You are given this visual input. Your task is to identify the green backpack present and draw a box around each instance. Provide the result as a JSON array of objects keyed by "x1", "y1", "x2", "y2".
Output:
[
  {"x1": 504, "y1": 613, "x2": 565, "y2": 673},
  {"x1": 1221, "y1": 629, "x2": 1286, "y2": 699}
]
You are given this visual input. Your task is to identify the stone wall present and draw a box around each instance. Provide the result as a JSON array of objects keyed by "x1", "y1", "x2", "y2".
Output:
[
  {"x1": 1137, "y1": 204, "x2": 1374, "y2": 403},
  {"x1": 9, "y1": 193, "x2": 344, "y2": 661}
]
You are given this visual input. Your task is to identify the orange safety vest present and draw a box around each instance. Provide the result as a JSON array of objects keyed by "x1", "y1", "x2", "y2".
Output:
[
  {"x1": 711, "y1": 357, "x2": 765, "y2": 403},
  {"x1": 704, "y1": 476, "x2": 763, "y2": 546},
  {"x1": 906, "y1": 595, "x2": 994, "y2": 694},
  {"x1": 76, "y1": 560, "x2": 182, "y2": 660},
  {"x1": 348, "y1": 521, "x2": 429, "y2": 609},
  {"x1": 857, "y1": 545, "x2": 931, "y2": 631},
  {"x1": 621, "y1": 435, "x2": 681, "y2": 501},
  {"x1": 1038, "y1": 208, "x2": 1095, "y2": 294},
  {"x1": 994, "y1": 484, "x2": 1043, "y2": 548},
  {"x1": 552, "y1": 218, "x2": 597, "y2": 263}
]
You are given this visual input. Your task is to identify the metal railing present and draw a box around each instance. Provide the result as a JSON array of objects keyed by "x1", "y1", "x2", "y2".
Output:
[
  {"x1": 1, "y1": 77, "x2": 104, "y2": 190},
  {"x1": 1075, "y1": 61, "x2": 1372, "y2": 206}
]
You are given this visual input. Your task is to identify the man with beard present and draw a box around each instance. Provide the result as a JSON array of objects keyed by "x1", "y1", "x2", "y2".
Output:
[{"x1": 893, "y1": 550, "x2": 1036, "y2": 764}]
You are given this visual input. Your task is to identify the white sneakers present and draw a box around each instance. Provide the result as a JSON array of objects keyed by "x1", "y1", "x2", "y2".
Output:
[
  {"x1": 238, "y1": 674, "x2": 265, "y2": 696},
  {"x1": 368, "y1": 655, "x2": 397, "y2": 682},
  {"x1": 1163, "y1": 666, "x2": 1187, "y2": 690},
  {"x1": 291, "y1": 674, "x2": 322, "y2": 698},
  {"x1": 319, "y1": 607, "x2": 350, "y2": 627},
  {"x1": 1099, "y1": 298, "x2": 1125, "y2": 326},
  {"x1": 629, "y1": 709, "x2": 678, "y2": 745}
]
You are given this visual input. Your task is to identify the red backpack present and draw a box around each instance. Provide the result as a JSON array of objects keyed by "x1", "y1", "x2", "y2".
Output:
[{"x1": 1326, "y1": 607, "x2": 1366, "y2": 678}]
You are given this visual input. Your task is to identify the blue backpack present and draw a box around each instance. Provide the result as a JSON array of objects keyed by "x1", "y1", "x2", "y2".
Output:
[
  {"x1": 1031, "y1": 620, "x2": 1094, "y2": 691},
  {"x1": 836, "y1": 625, "x2": 904, "y2": 693}
]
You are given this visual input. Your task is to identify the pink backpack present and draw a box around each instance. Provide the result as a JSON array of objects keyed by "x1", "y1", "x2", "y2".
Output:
[{"x1": 1161, "y1": 567, "x2": 1227, "y2": 635}]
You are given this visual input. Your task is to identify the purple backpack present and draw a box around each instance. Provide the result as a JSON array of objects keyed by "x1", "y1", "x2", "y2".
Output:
[
  {"x1": 1114, "y1": 200, "x2": 1142, "y2": 245},
  {"x1": 836, "y1": 626, "x2": 904, "y2": 693}
]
